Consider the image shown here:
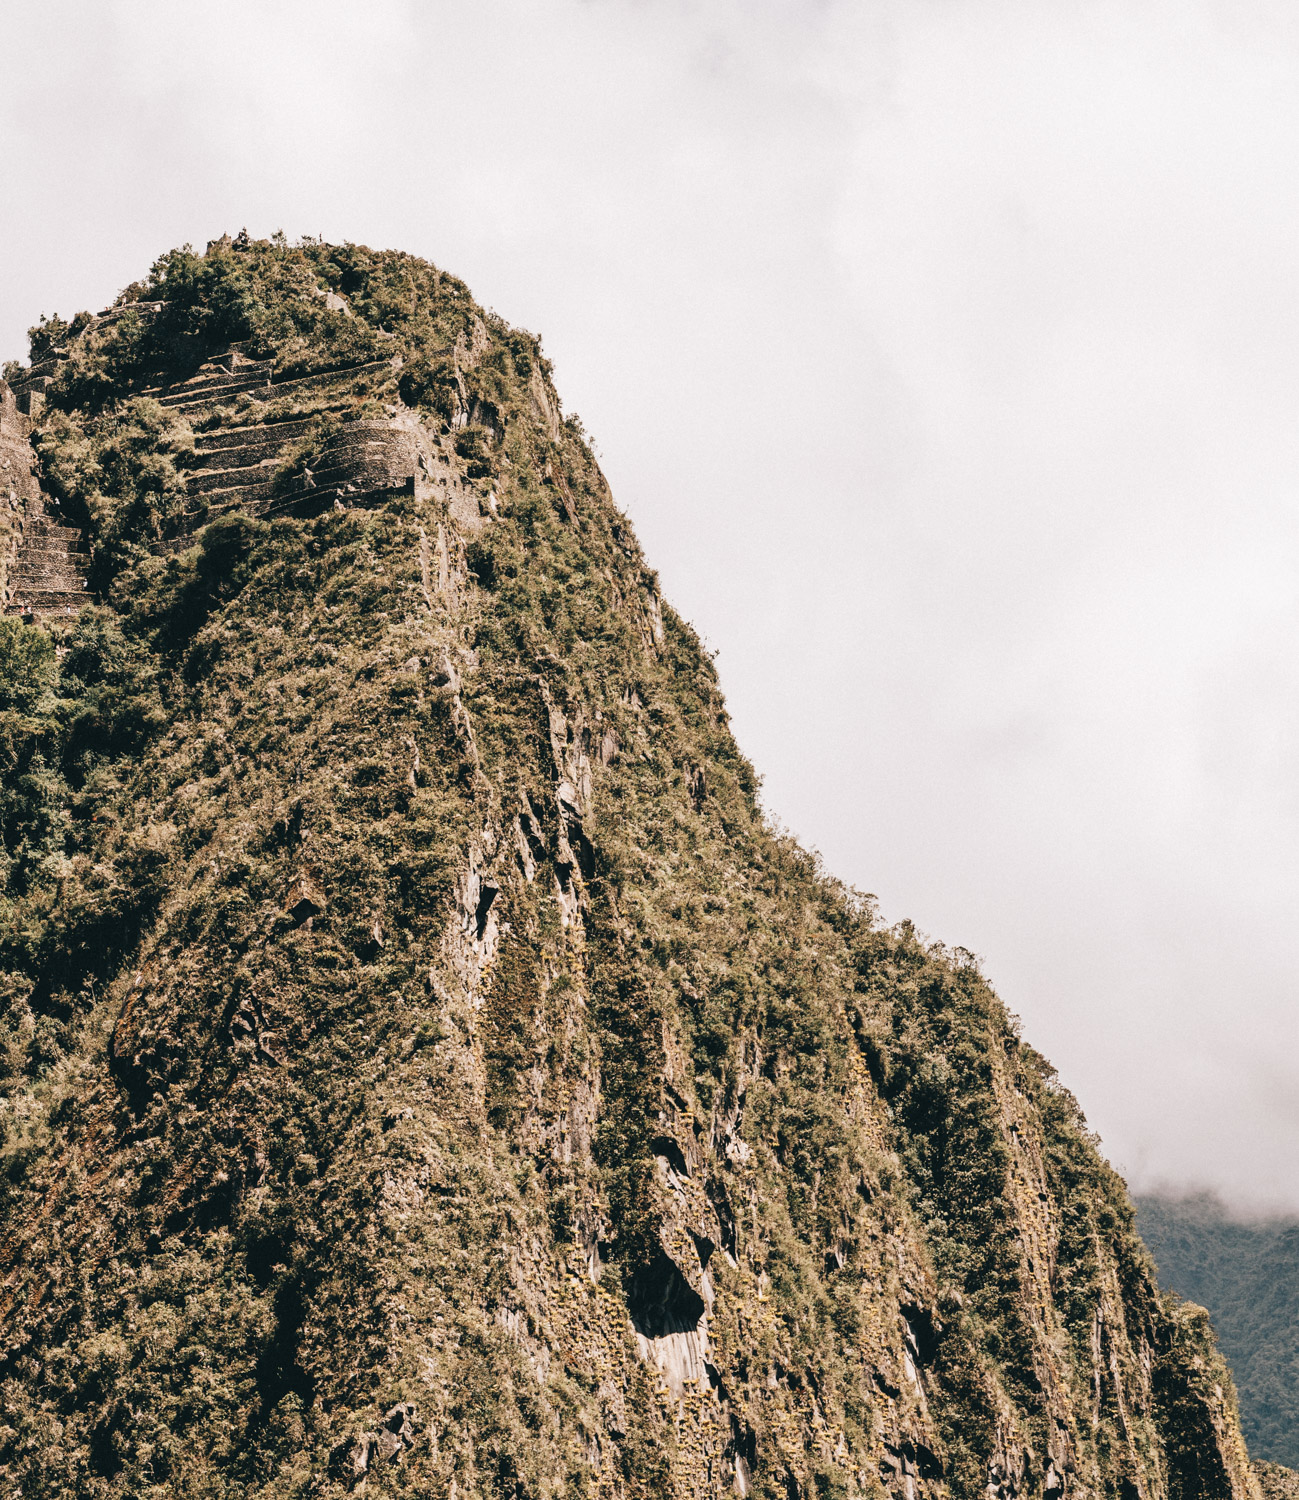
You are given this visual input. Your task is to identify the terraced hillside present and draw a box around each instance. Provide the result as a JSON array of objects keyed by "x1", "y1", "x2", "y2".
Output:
[
  {"x1": 0, "y1": 235, "x2": 1273, "y2": 1499},
  {"x1": 3, "y1": 290, "x2": 424, "y2": 617}
]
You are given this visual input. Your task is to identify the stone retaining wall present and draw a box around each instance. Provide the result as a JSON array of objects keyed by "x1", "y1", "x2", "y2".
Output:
[{"x1": 3, "y1": 317, "x2": 428, "y2": 580}]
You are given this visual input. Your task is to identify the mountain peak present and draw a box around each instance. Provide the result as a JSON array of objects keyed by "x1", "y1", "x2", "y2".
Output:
[{"x1": 0, "y1": 235, "x2": 1268, "y2": 1499}]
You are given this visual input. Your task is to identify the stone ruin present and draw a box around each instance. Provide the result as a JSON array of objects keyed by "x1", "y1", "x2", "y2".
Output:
[
  {"x1": 1, "y1": 381, "x2": 91, "y2": 617},
  {"x1": 135, "y1": 346, "x2": 420, "y2": 548},
  {"x1": 2, "y1": 306, "x2": 425, "y2": 617}
]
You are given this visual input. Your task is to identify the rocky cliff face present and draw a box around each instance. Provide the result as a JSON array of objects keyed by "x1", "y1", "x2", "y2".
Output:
[
  {"x1": 0, "y1": 382, "x2": 45, "y2": 609},
  {"x1": 0, "y1": 237, "x2": 1266, "y2": 1499}
]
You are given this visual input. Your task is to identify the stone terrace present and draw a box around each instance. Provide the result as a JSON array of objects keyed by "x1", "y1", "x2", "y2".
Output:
[
  {"x1": 3, "y1": 309, "x2": 425, "y2": 597},
  {"x1": 149, "y1": 351, "x2": 418, "y2": 548},
  {"x1": 5, "y1": 506, "x2": 93, "y2": 617}
]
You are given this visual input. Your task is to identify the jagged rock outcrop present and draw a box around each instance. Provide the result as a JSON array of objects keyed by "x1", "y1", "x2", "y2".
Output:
[{"x1": 0, "y1": 236, "x2": 1268, "y2": 1499}]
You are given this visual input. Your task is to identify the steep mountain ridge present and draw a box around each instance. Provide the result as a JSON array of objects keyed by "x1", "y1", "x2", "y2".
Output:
[{"x1": 0, "y1": 235, "x2": 1269, "y2": 1498}]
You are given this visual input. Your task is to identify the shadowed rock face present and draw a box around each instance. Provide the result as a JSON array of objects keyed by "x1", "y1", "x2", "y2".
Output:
[
  {"x1": 0, "y1": 382, "x2": 40, "y2": 507},
  {"x1": 0, "y1": 235, "x2": 1270, "y2": 1500}
]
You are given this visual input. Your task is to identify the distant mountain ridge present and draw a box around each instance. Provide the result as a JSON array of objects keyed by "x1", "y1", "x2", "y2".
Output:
[{"x1": 1137, "y1": 1194, "x2": 1299, "y2": 1469}]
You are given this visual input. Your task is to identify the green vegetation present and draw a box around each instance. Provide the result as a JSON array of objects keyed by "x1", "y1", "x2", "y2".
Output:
[
  {"x1": 0, "y1": 235, "x2": 1265, "y2": 1498},
  {"x1": 1257, "y1": 1460, "x2": 1299, "y2": 1499},
  {"x1": 1138, "y1": 1192, "x2": 1299, "y2": 1469}
]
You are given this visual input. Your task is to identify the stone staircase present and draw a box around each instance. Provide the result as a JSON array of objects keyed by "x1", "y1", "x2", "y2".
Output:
[
  {"x1": 141, "y1": 351, "x2": 394, "y2": 419},
  {"x1": 5, "y1": 502, "x2": 94, "y2": 617},
  {"x1": 2, "y1": 376, "x2": 94, "y2": 618},
  {"x1": 176, "y1": 415, "x2": 418, "y2": 531}
]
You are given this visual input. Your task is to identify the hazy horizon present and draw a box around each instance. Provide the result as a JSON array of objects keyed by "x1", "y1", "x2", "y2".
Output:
[{"x1": 5, "y1": 0, "x2": 1299, "y2": 1211}]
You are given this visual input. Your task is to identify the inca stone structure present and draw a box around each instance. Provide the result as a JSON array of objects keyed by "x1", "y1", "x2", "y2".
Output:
[
  {"x1": 140, "y1": 348, "x2": 418, "y2": 541},
  {"x1": 3, "y1": 308, "x2": 425, "y2": 612},
  {"x1": 0, "y1": 380, "x2": 91, "y2": 617}
]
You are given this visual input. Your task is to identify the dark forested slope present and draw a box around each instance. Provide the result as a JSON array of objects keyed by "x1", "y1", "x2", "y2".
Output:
[
  {"x1": 1137, "y1": 1194, "x2": 1299, "y2": 1470},
  {"x1": 0, "y1": 236, "x2": 1267, "y2": 1498}
]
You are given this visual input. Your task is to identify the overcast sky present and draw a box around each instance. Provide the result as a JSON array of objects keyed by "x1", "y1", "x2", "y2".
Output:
[{"x1": 4, "y1": 0, "x2": 1299, "y2": 1211}]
